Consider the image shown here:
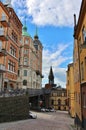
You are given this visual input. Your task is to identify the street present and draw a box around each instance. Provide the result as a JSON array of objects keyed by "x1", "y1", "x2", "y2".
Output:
[{"x1": 0, "y1": 111, "x2": 76, "y2": 130}]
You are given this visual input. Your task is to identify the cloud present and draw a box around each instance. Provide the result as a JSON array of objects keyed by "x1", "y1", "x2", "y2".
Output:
[
  {"x1": 42, "y1": 42, "x2": 72, "y2": 88},
  {"x1": 11, "y1": 0, "x2": 82, "y2": 27}
]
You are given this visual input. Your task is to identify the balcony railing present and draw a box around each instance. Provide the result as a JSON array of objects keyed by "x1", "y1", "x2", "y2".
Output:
[
  {"x1": 0, "y1": 15, "x2": 9, "y2": 27},
  {"x1": 0, "y1": 64, "x2": 6, "y2": 72},
  {"x1": 0, "y1": 28, "x2": 8, "y2": 41}
]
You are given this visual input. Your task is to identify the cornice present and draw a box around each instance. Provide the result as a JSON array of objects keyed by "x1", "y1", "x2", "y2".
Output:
[{"x1": 74, "y1": 0, "x2": 86, "y2": 39}]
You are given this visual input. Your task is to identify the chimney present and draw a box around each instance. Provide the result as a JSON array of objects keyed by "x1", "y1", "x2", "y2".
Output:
[{"x1": 74, "y1": 14, "x2": 76, "y2": 28}]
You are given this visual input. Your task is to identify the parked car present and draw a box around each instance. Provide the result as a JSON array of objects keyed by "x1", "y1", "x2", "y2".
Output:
[
  {"x1": 29, "y1": 111, "x2": 37, "y2": 119},
  {"x1": 45, "y1": 108, "x2": 50, "y2": 112},
  {"x1": 49, "y1": 108, "x2": 56, "y2": 112},
  {"x1": 41, "y1": 108, "x2": 50, "y2": 112},
  {"x1": 41, "y1": 108, "x2": 46, "y2": 112},
  {"x1": 47, "y1": 107, "x2": 56, "y2": 112}
]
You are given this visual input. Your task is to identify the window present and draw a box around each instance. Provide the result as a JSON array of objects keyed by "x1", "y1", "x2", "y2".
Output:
[
  {"x1": 18, "y1": 70, "x2": 20, "y2": 76},
  {"x1": 24, "y1": 49, "x2": 28, "y2": 54},
  {"x1": 24, "y1": 57, "x2": 28, "y2": 65},
  {"x1": 25, "y1": 39, "x2": 28, "y2": 44},
  {"x1": 8, "y1": 60, "x2": 15, "y2": 72},
  {"x1": 12, "y1": 30, "x2": 18, "y2": 43},
  {"x1": 64, "y1": 92, "x2": 67, "y2": 97},
  {"x1": 24, "y1": 70, "x2": 27, "y2": 76},
  {"x1": 57, "y1": 92, "x2": 62, "y2": 97},
  {"x1": 10, "y1": 45, "x2": 16, "y2": 57},
  {"x1": 23, "y1": 80, "x2": 27, "y2": 86},
  {"x1": 0, "y1": 41, "x2": 2, "y2": 49},
  {"x1": 58, "y1": 99, "x2": 61, "y2": 105},
  {"x1": 65, "y1": 100, "x2": 67, "y2": 105}
]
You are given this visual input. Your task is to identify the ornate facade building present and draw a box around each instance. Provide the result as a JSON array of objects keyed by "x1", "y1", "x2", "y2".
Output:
[
  {"x1": 50, "y1": 87, "x2": 68, "y2": 111},
  {"x1": 17, "y1": 25, "x2": 43, "y2": 89},
  {"x1": 0, "y1": 0, "x2": 43, "y2": 91},
  {"x1": 45, "y1": 66, "x2": 68, "y2": 110},
  {"x1": 0, "y1": 1, "x2": 22, "y2": 91}
]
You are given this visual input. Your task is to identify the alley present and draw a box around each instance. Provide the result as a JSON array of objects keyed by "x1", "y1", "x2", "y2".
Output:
[{"x1": 0, "y1": 111, "x2": 76, "y2": 130}]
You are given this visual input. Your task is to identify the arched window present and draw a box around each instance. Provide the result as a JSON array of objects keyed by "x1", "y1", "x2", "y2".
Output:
[
  {"x1": 58, "y1": 99, "x2": 61, "y2": 105},
  {"x1": 23, "y1": 80, "x2": 27, "y2": 86}
]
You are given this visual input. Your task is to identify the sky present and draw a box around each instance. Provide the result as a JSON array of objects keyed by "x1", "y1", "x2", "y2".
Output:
[{"x1": 3, "y1": 0, "x2": 82, "y2": 88}]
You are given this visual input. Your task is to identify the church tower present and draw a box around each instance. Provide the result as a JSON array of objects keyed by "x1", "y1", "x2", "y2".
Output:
[{"x1": 48, "y1": 66, "x2": 54, "y2": 85}]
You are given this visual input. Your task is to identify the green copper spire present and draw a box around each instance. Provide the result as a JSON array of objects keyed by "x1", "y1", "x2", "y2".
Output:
[{"x1": 22, "y1": 17, "x2": 31, "y2": 37}]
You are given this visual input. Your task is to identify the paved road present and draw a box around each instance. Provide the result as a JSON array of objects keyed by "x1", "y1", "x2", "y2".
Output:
[{"x1": 0, "y1": 111, "x2": 76, "y2": 130}]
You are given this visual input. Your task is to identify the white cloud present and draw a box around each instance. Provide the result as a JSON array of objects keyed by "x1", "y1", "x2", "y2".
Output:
[
  {"x1": 42, "y1": 42, "x2": 72, "y2": 88},
  {"x1": 9, "y1": 0, "x2": 80, "y2": 88},
  {"x1": 11, "y1": 0, "x2": 82, "y2": 27}
]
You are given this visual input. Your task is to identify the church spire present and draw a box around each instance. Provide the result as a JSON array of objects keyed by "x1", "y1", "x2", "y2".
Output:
[
  {"x1": 22, "y1": 17, "x2": 31, "y2": 37},
  {"x1": 48, "y1": 66, "x2": 54, "y2": 85}
]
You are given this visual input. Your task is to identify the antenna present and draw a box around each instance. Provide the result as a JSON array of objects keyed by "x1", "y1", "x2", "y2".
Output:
[
  {"x1": 24, "y1": 16, "x2": 27, "y2": 26},
  {"x1": 74, "y1": 14, "x2": 76, "y2": 27}
]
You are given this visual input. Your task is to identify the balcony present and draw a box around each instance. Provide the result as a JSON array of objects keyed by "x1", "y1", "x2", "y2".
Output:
[
  {"x1": 35, "y1": 70, "x2": 44, "y2": 78},
  {"x1": 36, "y1": 70, "x2": 40, "y2": 75},
  {"x1": 0, "y1": 64, "x2": 6, "y2": 73},
  {"x1": 0, "y1": 46, "x2": 7, "y2": 56},
  {"x1": 0, "y1": 28, "x2": 8, "y2": 41},
  {"x1": 0, "y1": 15, "x2": 9, "y2": 27}
]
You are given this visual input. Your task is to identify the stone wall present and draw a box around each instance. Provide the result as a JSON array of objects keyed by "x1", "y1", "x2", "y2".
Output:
[{"x1": 0, "y1": 95, "x2": 29, "y2": 123}]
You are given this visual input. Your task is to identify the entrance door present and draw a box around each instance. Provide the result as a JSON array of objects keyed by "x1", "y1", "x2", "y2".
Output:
[{"x1": 4, "y1": 82, "x2": 7, "y2": 91}]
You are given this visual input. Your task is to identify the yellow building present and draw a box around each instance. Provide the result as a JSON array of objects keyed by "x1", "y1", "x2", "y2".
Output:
[
  {"x1": 50, "y1": 87, "x2": 68, "y2": 111},
  {"x1": 66, "y1": 63, "x2": 75, "y2": 118},
  {"x1": 73, "y1": 0, "x2": 86, "y2": 129}
]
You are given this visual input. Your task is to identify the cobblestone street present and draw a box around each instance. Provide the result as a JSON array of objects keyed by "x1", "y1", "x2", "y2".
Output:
[{"x1": 0, "y1": 111, "x2": 76, "y2": 130}]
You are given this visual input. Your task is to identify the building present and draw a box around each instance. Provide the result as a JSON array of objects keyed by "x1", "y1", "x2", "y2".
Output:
[
  {"x1": 0, "y1": 0, "x2": 22, "y2": 91},
  {"x1": 50, "y1": 86, "x2": 68, "y2": 111},
  {"x1": 73, "y1": 0, "x2": 86, "y2": 129},
  {"x1": 17, "y1": 25, "x2": 43, "y2": 89},
  {"x1": 44, "y1": 66, "x2": 68, "y2": 110},
  {"x1": 0, "y1": 0, "x2": 43, "y2": 91},
  {"x1": 66, "y1": 63, "x2": 75, "y2": 118}
]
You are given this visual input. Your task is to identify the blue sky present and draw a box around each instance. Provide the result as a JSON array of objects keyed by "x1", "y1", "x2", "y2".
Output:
[{"x1": 3, "y1": 0, "x2": 82, "y2": 87}]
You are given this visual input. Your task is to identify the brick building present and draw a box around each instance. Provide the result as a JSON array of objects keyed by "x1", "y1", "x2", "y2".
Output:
[
  {"x1": 0, "y1": 1, "x2": 22, "y2": 91},
  {"x1": 0, "y1": 0, "x2": 43, "y2": 91}
]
